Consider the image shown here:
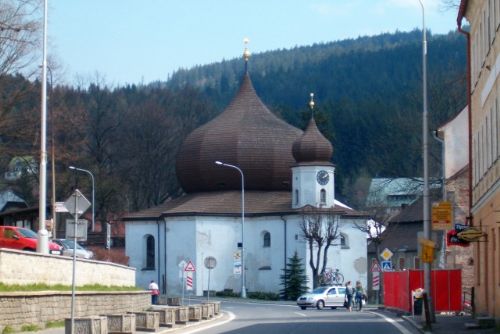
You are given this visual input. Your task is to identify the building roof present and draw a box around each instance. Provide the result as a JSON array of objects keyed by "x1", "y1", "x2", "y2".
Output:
[
  {"x1": 292, "y1": 116, "x2": 334, "y2": 165},
  {"x1": 175, "y1": 72, "x2": 303, "y2": 193},
  {"x1": 123, "y1": 191, "x2": 366, "y2": 221},
  {"x1": 0, "y1": 189, "x2": 26, "y2": 212}
]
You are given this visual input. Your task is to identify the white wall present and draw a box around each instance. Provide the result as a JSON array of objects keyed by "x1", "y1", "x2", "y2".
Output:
[{"x1": 440, "y1": 107, "x2": 469, "y2": 178}]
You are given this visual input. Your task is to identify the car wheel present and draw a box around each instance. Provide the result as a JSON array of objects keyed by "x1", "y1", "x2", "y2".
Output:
[
  {"x1": 300, "y1": 306, "x2": 306, "y2": 310},
  {"x1": 330, "y1": 307, "x2": 337, "y2": 310},
  {"x1": 23, "y1": 248, "x2": 35, "y2": 252},
  {"x1": 316, "y1": 300, "x2": 325, "y2": 310}
]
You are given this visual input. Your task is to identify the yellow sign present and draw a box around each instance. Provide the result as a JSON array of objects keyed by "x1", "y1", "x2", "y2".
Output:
[
  {"x1": 380, "y1": 248, "x2": 394, "y2": 261},
  {"x1": 432, "y1": 201, "x2": 453, "y2": 230},
  {"x1": 419, "y1": 238, "x2": 435, "y2": 263},
  {"x1": 457, "y1": 227, "x2": 485, "y2": 242}
]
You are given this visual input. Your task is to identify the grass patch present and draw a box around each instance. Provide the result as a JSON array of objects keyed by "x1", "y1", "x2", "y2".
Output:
[
  {"x1": 2, "y1": 326, "x2": 14, "y2": 334},
  {"x1": 45, "y1": 320, "x2": 64, "y2": 328},
  {"x1": 0, "y1": 283, "x2": 141, "y2": 292},
  {"x1": 20, "y1": 324, "x2": 40, "y2": 332}
]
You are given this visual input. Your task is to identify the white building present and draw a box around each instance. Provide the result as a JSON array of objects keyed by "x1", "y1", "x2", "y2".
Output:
[{"x1": 124, "y1": 53, "x2": 368, "y2": 297}]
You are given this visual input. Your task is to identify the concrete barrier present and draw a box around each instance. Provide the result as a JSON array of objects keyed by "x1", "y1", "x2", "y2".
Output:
[
  {"x1": 174, "y1": 306, "x2": 189, "y2": 324},
  {"x1": 128, "y1": 312, "x2": 159, "y2": 332},
  {"x1": 188, "y1": 305, "x2": 202, "y2": 322},
  {"x1": 205, "y1": 301, "x2": 221, "y2": 314},
  {"x1": 148, "y1": 306, "x2": 176, "y2": 327},
  {"x1": 65, "y1": 316, "x2": 107, "y2": 334},
  {"x1": 105, "y1": 314, "x2": 136, "y2": 334},
  {"x1": 201, "y1": 303, "x2": 214, "y2": 319}
]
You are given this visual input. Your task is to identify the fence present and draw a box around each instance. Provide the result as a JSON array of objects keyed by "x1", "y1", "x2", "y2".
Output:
[{"x1": 383, "y1": 269, "x2": 462, "y2": 313}]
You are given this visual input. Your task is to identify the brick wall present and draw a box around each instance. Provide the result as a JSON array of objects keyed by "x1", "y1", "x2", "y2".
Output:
[{"x1": 0, "y1": 291, "x2": 150, "y2": 330}]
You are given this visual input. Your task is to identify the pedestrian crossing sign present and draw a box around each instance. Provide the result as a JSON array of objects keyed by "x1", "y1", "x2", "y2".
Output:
[{"x1": 381, "y1": 260, "x2": 392, "y2": 271}]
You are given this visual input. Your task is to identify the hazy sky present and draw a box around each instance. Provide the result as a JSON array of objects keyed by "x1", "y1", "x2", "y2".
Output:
[{"x1": 48, "y1": 0, "x2": 459, "y2": 86}]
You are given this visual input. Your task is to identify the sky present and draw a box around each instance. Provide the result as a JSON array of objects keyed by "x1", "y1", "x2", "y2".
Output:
[{"x1": 48, "y1": 0, "x2": 460, "y2": 86}]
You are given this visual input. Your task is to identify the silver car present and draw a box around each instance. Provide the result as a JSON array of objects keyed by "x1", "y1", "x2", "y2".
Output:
[
  {"x1": 52, "y1": 239, "x2": 94, "y2": 259},
  {"x1": 296, "y1": 285, "x2": 347, "y2": 310}
]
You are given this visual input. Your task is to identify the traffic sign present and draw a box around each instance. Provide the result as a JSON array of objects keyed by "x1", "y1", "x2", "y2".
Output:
[
  {"x1": 372, "y1": 272, "x2": 380, "y2": 290},
  {"x1": 184, "y1": 260, "x2": 196, "y2": 272},
  {"x1": 63, "y1": 189, "x2": 91, "y2": 216},
  {"x1": 204, "y1": 256, "x2": 217, "y2": 269},
  {"x1": 186, "y1": 272, "x2": 193, "y2": 290},
  {"x1": 380, "y1": 248, "x2": 393, "y2": 261},
  {"x1": 381, "y1": 260, "x2": 392, "y2": 271},
  {"x1": 371, "y1": 260, "x2": 381, "y2": 273}
]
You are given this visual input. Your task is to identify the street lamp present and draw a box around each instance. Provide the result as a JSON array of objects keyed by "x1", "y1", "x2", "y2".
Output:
[
  {"x1": 215, "y1": 160, "x2": 247, "y2": 298},
  {"x1": 69, "y1": 166, "x2": 95, "y2": 232},
  {"x1": 418, "y1": 0, "x2": 432, "y2": 312}
]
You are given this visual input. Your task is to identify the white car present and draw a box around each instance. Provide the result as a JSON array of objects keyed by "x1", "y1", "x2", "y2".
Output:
[
  {"x1": 296, "y1": 285, "x2": 347, "y2": 310},
  {"x1": 52, "y1": 239, "x2": 94, "y2": 259}
]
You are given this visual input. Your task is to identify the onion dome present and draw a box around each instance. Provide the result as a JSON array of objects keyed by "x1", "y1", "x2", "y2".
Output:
[
  {"x1": 175, "y1": 45, "x2": 302, "y2": 193},
  {"x1": 292, "y1": 93, "x2": 334, "y2": 164}
]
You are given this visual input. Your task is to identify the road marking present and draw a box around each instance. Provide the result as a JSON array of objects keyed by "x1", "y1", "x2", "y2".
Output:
[
  {"x1": 294, "y1": 312, "x2": 307, "y2": 317},
  {"x1": 181, "y1": 311, "x2": 235, "y2": 334},
  {"x1": 369, "y1": 311, "x2": 413, "y2": 334}
]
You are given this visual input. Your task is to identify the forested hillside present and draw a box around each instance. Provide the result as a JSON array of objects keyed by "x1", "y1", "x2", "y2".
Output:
[{"x1": 0, "y1": 29, "x2": 466, "y2": 222}]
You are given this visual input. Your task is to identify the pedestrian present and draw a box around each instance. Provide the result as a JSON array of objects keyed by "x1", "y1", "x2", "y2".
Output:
[
  {"x1": 355, "y1": 280, "x2": 365, "y2": 311},
  {"x1": 344, "y1": 281, "x2": 354, "y2": 312},
  {"x1": 148, "y1": 280, "x2": 159, "y2": 305}
]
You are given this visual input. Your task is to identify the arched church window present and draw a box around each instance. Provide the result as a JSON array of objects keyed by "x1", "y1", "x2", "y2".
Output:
[
  {"x1": 263, "y1": 231, "x2": 271, "y2": 248},
  {"x1": 340, "y1": 233, "x2": 348, "y2": 249},
  {"x1": 320, "y1": 189, "x2": 326, "y2": 204},
  {"x1": 145, "y1": 234, "x2": 155, "y2": 270}
]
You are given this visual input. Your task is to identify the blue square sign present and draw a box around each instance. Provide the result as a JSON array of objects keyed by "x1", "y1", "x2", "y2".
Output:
[{"x1": 381, "y1": 260, "x2": 392, "y2": 271}]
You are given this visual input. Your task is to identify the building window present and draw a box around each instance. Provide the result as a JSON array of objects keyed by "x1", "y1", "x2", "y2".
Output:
[
  {"x1": 295, "y1": 189, "x2": 299, "y2": 205},
  {"x1": 145, "y1": 234, "x2": 155, "y2": 270},
  {"x1": 263, "y1": 231, "x2": 271, "y2": 248},
  {"x1": 340, "y1": 233, "x2": 348, "y2": 249},
  {"x1": 320, "y1": 189, "x2": 326, "y2": 205}
]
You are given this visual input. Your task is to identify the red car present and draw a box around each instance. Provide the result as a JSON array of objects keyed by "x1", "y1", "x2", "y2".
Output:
[{"x1": 0, "y1": 226, "x2": 62, "y2": 255}]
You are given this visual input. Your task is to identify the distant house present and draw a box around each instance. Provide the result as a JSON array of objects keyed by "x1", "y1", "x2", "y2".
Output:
[
  {"x1": 365, "y1": 177, "x2": 440, "y2": 217},
  {"x1": 0, "y1": 189, "x2": 27, "y2": 213},
  {"x1": 4, "y1": 156, "x2": 38, "y2": 181}
]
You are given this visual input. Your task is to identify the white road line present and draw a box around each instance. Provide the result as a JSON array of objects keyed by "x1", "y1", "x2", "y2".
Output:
[
  {"x1": 181, "y1": 311, "x2": 235, "y2": 334},
  {"x1": 294, "y1": 312, "x2": 307, "y2": 317},
  {"x1": 369, "y1": 311, "x2": 413, "y2": 334}
]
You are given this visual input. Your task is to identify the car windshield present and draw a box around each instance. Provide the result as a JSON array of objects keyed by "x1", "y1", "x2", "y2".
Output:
[
  {"x1": 17, "y1": 228, "x2": 37, "y2": 238},
  {"x1": 311, "y1": 287, "x2": 329, "y2": 294},
  {"x1": 59, "y1": 239, "x2": 84, "y2": 250}
]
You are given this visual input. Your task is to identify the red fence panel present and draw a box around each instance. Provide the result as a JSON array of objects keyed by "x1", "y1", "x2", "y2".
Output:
[{"x1": 383, "y1": 269, "x2": 462, "y2": 313}]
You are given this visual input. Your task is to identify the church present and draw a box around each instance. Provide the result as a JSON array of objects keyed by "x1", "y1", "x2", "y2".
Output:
[{"x1": 123, "y1": 47, "x2": 368, "y2": 296}]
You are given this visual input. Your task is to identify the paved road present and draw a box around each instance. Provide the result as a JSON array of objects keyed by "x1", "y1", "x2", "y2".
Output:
[{"x1": 177, "y1": 300, "x2": 421, "y2": 334}]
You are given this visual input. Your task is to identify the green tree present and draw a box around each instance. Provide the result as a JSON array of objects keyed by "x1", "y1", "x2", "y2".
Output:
[{"x1": 280, "y1": 251, "x2": 309, "y2": 300}]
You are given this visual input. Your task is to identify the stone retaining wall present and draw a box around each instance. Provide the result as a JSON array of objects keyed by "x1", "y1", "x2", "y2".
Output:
[
  {"x1": 0, "y1": 248, "x2": 135, "y2": 286},
  {"x1": 0, "y1": 291, "x2": 150, "y2": 330}
]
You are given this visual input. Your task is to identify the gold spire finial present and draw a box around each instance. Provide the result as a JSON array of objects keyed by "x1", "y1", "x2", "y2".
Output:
[
  {"x1": 309, "y1": 93, "x2": 315, "y2": 112},
  {"x1": 243, "y1": 37, "x2": 251, "y2": 62}
]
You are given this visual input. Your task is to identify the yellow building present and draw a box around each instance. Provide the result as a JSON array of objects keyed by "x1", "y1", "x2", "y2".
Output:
[{"x1": 458, "y1": 0, "x2": 500, "y2": 320}]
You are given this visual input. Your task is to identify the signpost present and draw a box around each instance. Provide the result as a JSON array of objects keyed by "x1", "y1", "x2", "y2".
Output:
[
  {"x1": 204, "y1": 256, "x2": 217, "y2": 301},
  {"x1": 182, "y1": 260, "x2": 196, "y2": 304},
  {"x1": 63, "y1": 189, "x2": 91, "y2": 334}
]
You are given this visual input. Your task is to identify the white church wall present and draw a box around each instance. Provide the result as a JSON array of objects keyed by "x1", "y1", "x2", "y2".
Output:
[
  {"x1": 193, "y1": 216, "x2": 242, "y2": 296},
  {"x1": 125, "y1": 220, "x2": 161, "y2": 290}
]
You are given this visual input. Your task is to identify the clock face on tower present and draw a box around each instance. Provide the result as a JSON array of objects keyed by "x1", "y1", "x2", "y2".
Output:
[{"x1": 316, "y1": 170, "x2": 329, "y2": 186}]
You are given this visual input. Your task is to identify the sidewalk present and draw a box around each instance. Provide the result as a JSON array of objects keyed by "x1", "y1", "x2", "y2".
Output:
[{"x1": 402, "y1": 313, "x2": 498, "y2": 334}]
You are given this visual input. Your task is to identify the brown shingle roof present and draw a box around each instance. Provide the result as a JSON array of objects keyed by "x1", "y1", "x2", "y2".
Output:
[
  {"x1": 175, "y1": 73, "x2": 302, "y2": 193},
  {"x1": 293, "y1": 117, "x2": 333, "y2": 164},
  {"x1": 123, "y1": 191, "x2": 365, "y2": 221}
]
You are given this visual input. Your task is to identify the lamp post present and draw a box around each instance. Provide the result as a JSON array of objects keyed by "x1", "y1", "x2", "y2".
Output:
[
  {"x1": 418, "y1": 0, "x2": 432, "y2": 312},
  {"x1": 215, "y1": 160, "x2": 247, "y2": 298},
  {"x1": 69, "y1": 166, "x2": 95, "y2": 232},
  {"x1": 37, "y1": 0, "x2": 49, "y2": 254}
]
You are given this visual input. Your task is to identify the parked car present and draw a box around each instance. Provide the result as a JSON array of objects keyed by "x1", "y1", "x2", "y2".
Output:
[
  {"x1": 52, "y1": 239, "x2": 94, "y2": 259},
  {"x1": 0, "y1": 226, "x2": 62, "y2": 255},
  {"x1": 296, "y1": 285, "x2": 347, "y2": 310}
]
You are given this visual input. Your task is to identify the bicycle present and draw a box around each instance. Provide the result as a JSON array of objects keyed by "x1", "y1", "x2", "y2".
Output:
[{"x1": 320, "y1": 268, "x2": 344, "y2": 285}]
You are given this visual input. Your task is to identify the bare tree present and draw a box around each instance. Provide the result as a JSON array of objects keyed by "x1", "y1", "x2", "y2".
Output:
[
  {"x1": 0, "y1": 0, "x2": 41, "y2": 77},
  {"x1": 299, "y1": 205, "x2": 340, "y2": 288}
]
